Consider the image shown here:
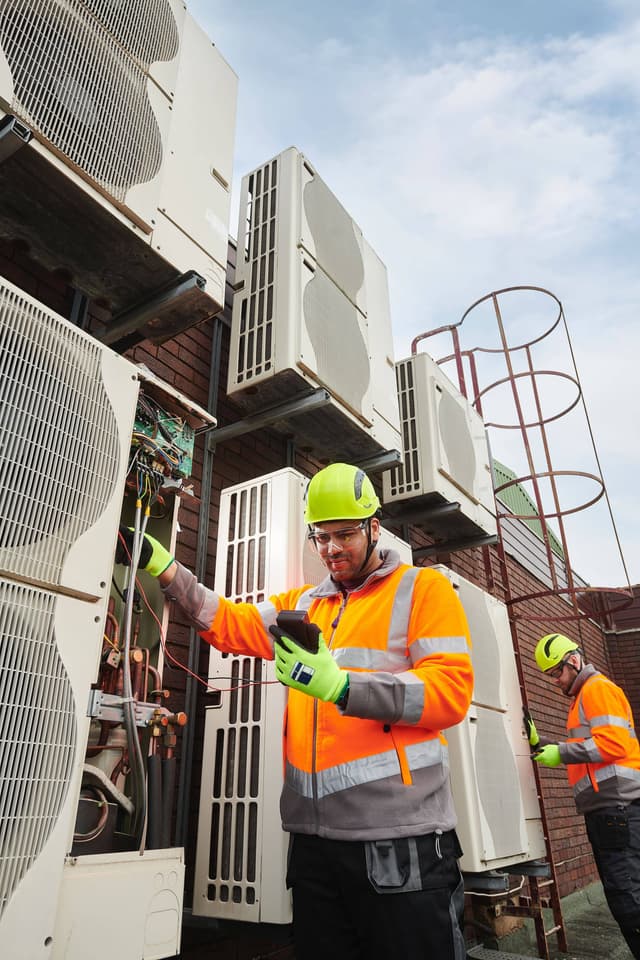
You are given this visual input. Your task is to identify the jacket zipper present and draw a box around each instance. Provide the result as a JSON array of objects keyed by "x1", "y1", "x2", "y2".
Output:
[{"x1": 311, "y1": 591, "x2": 348, "y2": 819}]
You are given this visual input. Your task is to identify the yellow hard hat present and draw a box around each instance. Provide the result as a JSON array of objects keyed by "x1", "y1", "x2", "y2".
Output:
[
  {"x1": 304, "y1": 463, "x2": 380, "y2": 524},
  {"x1": 534, "y1": 633, "x2": 579, "y2": 672}
]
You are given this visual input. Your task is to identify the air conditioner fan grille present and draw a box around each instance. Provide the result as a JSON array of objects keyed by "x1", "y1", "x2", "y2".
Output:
[
  {"x1": 0, "y1": 0, "x2": 164, "y2": 200},
  {"x1": 0, "y1": 283, "x2": 122, "y2": 587},
  {"x1": 0, "y1": 581, "x2": 76, "y2": 921},
  {"x1": 80, "y1": 0, "x2": 179, "y2": 67}
]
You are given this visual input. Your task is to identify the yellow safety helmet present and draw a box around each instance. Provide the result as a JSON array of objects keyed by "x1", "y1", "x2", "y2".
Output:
[
  {"x1": 304, "y1": 463, "x2": 380, "y2": 524},
  {"x1": 534, "y1": 633, "x2": 579, "y2": 673}
]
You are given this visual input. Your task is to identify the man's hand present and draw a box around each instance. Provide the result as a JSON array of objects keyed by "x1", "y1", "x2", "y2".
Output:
[
  {"x1": 270, "y1": 625, "x2": 348, "y2": 703},
  {"x1": 115, "y1": 525, "x2": 174, "y2": 577},
  {"x1": 533, "y1": 744, "x2": 562, "y2": 767},
  {"x1": 523, "y1": 708, "x2": 540, "y2": 749}
]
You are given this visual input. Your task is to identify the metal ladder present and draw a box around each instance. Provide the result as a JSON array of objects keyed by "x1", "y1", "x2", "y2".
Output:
[{"x1": 500, "y1": 866, "x2": 568, "y2": 959}]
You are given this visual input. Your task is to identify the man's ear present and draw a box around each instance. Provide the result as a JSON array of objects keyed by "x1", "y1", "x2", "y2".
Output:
[{"x1": 370, "y1": 517, "x2": 381, "y2": 542}]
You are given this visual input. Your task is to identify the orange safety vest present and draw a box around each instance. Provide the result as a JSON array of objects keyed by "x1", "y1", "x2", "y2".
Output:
[
  {"x1": 563, "y1": 665, "x2": 640, "y2": 813},
  {"x1": 204, "y1": 552, "x2": 473, "y2": 840}
]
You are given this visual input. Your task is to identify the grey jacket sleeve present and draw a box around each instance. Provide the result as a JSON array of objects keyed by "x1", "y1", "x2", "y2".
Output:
[{"x1": 161, "y1": 561, "x2": 219, "y2": 633}]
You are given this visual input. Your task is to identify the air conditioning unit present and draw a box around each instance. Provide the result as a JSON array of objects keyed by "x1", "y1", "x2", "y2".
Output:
[
  {"x1": 0, "y1": 279, "x2": 138, "y2": 957},
  {"x1": 0, "y1": 1, "x2": 237, "y2": 345},
  {"x1": 193, "y1": 468, "x2": 411, "y2": 924},
  {"x1": 433, "y1": 566, "x2": 546, "y2": 874},
  {"x1": 52, "y1": 849, "x2": 185, "y2": 960},
  {"x1": 383, "y1": 352, "x2": 497, "y2": 545},
  {"x1": 227, "y1": 147, "x2": 401, "y2": 464},
  {"x1": 0, "y1": 275, "x2": 207, "y2": 958}
]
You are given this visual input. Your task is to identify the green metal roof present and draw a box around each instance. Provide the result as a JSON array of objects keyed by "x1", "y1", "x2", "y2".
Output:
[{"x1": 493, "y1": 459, "x2": 565, "y2": 560}]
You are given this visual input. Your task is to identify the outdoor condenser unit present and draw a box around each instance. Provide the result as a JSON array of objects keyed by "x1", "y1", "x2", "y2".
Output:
[
  {"x1": 193, "y1": 468, "x2": 412, "y2": 924},
  {"x1": 0, "y1": 1, "x2": 237, "y2": 344},
  {"x1": 227, "y1": 147, "x2": 401, "y2": 464},
  {"x1": 383, "y1": 352, "x2": 497, "y2": 543},
  {"x1": 0, "y1": 275, "x2": 207, "y2": 959},
  {"x1": 433, "y1": 565, "x2": 546, "y2": 873}
]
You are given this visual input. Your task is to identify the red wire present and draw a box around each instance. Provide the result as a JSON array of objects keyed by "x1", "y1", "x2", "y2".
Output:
[{"x1": 117, "y1": 528, "x2": 278, "y2": 694}]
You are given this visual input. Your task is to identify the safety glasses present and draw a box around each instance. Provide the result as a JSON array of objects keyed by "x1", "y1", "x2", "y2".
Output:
[
  {"x1": 307, "y1": 520, "x2": 367, "y2": 550},
  {"x1": 547, "y1": 660, "x2": 569, "y2": 680}
]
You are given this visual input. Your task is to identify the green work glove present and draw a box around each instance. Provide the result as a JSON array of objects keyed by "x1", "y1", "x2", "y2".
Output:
[
  {"x1": 533, "y1": 744, "x2": 562, "y2": 768},
  {"x1": 116, "y1": 525, "x2": 174, "y2": 577},
  {"x1": 270, "y1": 625, "x2": 348, "y2": 703},
  {"x1": 523, "y1": 708, "x2": 540, "y2": 749}
]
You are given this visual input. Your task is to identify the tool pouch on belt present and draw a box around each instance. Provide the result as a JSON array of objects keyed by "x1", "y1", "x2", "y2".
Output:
[
  {"x1": 587, "y1": 809, "x2": 630, "y2": 850},
  {"x1": 365, "y1": 830, "x2": 462, "y2": 894}
]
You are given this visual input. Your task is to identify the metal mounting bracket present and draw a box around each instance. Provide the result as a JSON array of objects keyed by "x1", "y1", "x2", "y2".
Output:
[
  {"x1": 100, "y1": 270, "x2": 206, "y2": 347},
  {"x1": 0, "y1": 115, "x2": 32, "y2": 164},
  {"x1": 202, "y1": 387, "x2": 333, "y2": 450}
]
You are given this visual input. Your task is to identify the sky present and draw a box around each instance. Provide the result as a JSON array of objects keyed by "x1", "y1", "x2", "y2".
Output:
[{"x1": 189, "y1": 0, "x2": 639, "y2": 590}]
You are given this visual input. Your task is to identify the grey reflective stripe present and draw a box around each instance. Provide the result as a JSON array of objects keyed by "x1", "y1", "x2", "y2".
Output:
[
  {"x1": 285, "y1": 762, "x2": 314, "y2": 799},
  {"x1": 410, "y1": 635, "x2": 469, "y2": 663},
  {"x1": 327, "y1": 567, "x2": 419, "y2": 671},
  {"x1": 335, "y1": 647, "x2": 408, "y2": 670},
  {"x1": 295, "y1": 588, "x2": 316, "y2": 614},
  {"x1": 583, "y1": 739, "x2": 604, "y2": 762},
  {"x1": 257, "y1": 600, "x2": 279, "y2": 652},
  {"x1": 387, "y1": 567, "x2": 420, "y2": 659},
  {"x1": 257, "y1": 600, "x2": 277, "y2": 624},
  {"x1": 577, "y1": 682, "x2": 602, "y2": 725},
  {"x1": 406, "y1": 738, "x2": 448, "y2": 769},
  {"x1": 257, "y1": 591, "x2": 316, "y2": 653},
  {"x1": 286, "y1": 738, "x2": 446, "y2": 800},
  {"x1": 567, "y1": 725, "x2": 591, "y2": 739},
  {"x1": 573, "y1": 764, "x2": 640, "y2": 797},
  {"x1": 398, "y1": 671, "x2": 426, "y2": 724},
  {"x1": 317, "y1": 748, "x2": 403, "y2": 799},
  {"x1": 590, "y1": 714, "x2": 634, "y2": 732}
]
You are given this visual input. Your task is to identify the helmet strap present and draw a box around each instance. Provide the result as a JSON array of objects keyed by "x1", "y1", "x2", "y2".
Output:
[{"x1": 357, "y1": 518, "x2": 379, "y2": 573}]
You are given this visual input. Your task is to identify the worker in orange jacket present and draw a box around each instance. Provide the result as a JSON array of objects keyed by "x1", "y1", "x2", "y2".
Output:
[
  {"x1": 119, "y1": 462, "x2": 473, "y2": 960},
  {"x1": 527, "y1": 633, "x2": 640, "y2": 959}
]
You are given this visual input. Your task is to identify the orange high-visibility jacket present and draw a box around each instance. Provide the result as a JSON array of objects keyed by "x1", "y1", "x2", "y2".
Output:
[
  {"x1": 166, "y1": 550, "x2": 473, "y2": 840},
  {"x1": 560, "y1": 664, "x2": 640, "y2": 813}
]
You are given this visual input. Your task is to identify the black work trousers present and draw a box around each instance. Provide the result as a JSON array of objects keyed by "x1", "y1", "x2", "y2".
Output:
[
  {"x1": 586, "y1": 801, "x2": 640, "y2": 960},
  {"x1": 286, "y1": 831, "x2": 466, "y2": 960}
]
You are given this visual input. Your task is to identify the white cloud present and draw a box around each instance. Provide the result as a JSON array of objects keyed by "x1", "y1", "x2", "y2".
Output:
[{"x1": 192, "y1": 2, "x2": 640, "y2": 584}]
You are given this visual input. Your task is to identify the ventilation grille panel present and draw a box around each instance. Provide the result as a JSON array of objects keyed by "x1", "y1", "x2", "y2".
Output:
[
  {"x1": 235, "y1": 157, "x2": 278, "y2": 383},
  {"x1": 388, "y1": 357, "x2": 420, "y2": 495},
  {"x1": 196, "y1": 470, "x2": 315, "y2": 923},
  {"x1": 221, "y1": 483, "x2": 270, "y2": 602},
  {"x1": 205, "y1": 657, "x2": 264, "y2": 910},
  {"x1": 205, "y1": 480, "x2": 272, "y2": 908},
  {"x1": 0, "y1": 0, "x2": 164, "y2": 199},
  {"x1": 0, "y1": 281, "x2": 121, "y2": 588},
  {"x1": 0, "y1": 580, "x2": 76, "y2": 922},
  {"x1": 80, "y1": 0, "x2": 179, "y2": 67}
]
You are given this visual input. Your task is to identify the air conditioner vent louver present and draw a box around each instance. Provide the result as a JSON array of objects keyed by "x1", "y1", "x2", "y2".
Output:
[
  {"x1": 0, "y1": 0, "x2": 163, "y2": 199},
  {"x1": 207, "y1": 655, "x2": 263, "y2": 908},
  {"x1": 392, "y1": 357, "x2": 420, "y2": 495},
  {"x1": 0, "y1": 580, "x2": 76, "y2": 922},
  {"x1": 0, "y1": 282, "x2": 121, "y2": 587},
  {"x1": 80, "y1": 0, "x2": 179, "y2": 67},
  {"x1": 236, "y1": 158, "x2": 278, "y2": 382}
]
